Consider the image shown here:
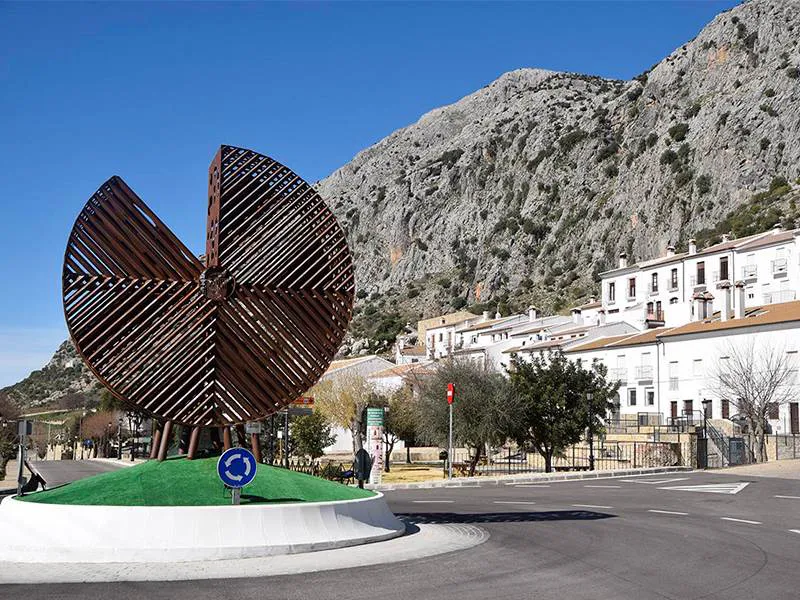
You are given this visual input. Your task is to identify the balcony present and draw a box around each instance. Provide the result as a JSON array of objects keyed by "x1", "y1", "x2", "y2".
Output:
[
  {"x1": 667, "y1": 280, "x2": 679, "y2": 292},
  {"x1": 648, "y1": 282, "x2": 659, "y2": 296},
  {"x1": 636, "y1": 365, "x2": 654, "y2": 381},
  {"x1": 689, "y1": 275, "x2": 706, "y2": 289},
  {"x1": 608, "y1": 368, "x2": 627, "y2": 383},
  {"x1": 742, "y1": 264, "x2": 757, "y2": 280},
  {"x1": 645, "y1": 309, "x2": 665, "y2": 326},
  {"x1": 772, "y1": 258, "x2": 788, "y2": 277},
  {"x1": 668, "y1": 377, "x2": 679, "y2": 391},
  {"x1": 763, "y1": 290, "x2": 796, "y2": 305}
]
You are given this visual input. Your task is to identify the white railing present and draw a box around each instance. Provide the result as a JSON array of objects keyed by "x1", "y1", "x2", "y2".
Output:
[
  {"x1": 609, "y1": 368, "x2": 627, "y2": 382},
  {"x1": 668, "y1": 280, "x2": 679, "y2": 292},
  {"x1": 668, "y1": 377, "x2": 679, "y2": 391},
  {"x1": 742, "y1": 264, "x2": 757, "y2": 279},
  {"x1": 636, "y1": 365, "x2": 654, "y2": 380},
  {"x1": 763, "y1": 290, "x2": 796, "y2": 304},
  {"x1": 648, "y1": 282, "x2": 659, "y2": 295},
  {"x1": 772, "y1": 258, "x2": 788, "y2": 276}
]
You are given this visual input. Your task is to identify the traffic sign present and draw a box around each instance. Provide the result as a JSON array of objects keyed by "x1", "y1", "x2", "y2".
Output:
[
  {"x1": 447, "y1": 383, "x2": 455, "y2": 404},
  {"x1": 292, "y1": 397, "x2": 314, "y2": 406},
  {"x1": 217, "y1": 447, "x2": 257, "y2": 489},
  {"x1": 244, "y1": 421, "x2": 263, "y2": 435}
]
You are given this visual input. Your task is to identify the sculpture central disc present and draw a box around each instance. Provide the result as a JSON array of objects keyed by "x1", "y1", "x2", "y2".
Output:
[{"x1": 200, "y1": 267, "x2": 234, "y2": 302}]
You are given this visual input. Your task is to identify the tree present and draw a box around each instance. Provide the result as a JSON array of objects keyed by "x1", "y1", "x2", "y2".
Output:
[
  {"x1": 291, "y1": 411, "x2": 336, "y2": 460},
  {"x1": 0, "y1": 392, "x2": 20, "y2": 480},
  {"x1": 711, "y1": 340, "x2": 795, "y2": 462},
  {"x1": 82, "y1": 411, "x2": 117, "y2": 458},
  {"x1": 312, "y1": 371, "x2": 377, "y2": 454},
  {"x1": 506, "y1": 352, "x2": 617, "y2": 472},
  {"x1": 384, "y1": 386, "x2": 419, "y2": 469},
  {"x1": 416, "y1": 358, "x2": 509, "y2": 476}
]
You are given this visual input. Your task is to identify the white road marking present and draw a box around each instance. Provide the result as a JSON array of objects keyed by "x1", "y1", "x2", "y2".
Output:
[
  {"x1": 619, "y1": 477, "x2": 689, "y2": 485},
  {"x1": 493, "y1": 501, "x2": 537, "y2": 505},
  {"x1": 572, "y1": 504, "x2": 613, "y2": 509},
  {"x1": 775, "y1": 495, "x2": 800, "y2": 500},
  {"x1": 648, "y1": 509, "x2": 688, "y2": 516},
  {"x1": 659, "y1": 482, "x2": 750, "y2": 495},
  {"x1": 584, "y1": 485, "x2": 621, "y2": 488},
  {"x1": 512, "y1": 484, "x2": 551, "y2": 488},
  {"x1": 721, "y1": 517, "x2": 762, "y2": 525},
  {"x1": 789, "y1": 529, "x2": 800, "y2": 535},
  {"x1": 411, "y1": 500, "x2": 455, "y2": 504}
]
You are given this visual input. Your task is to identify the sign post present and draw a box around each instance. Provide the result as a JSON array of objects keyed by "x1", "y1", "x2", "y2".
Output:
[
  {"x1": 366, "y1": 407, "x2": 385, "y2": 485},
  {"x1": 17, "y1": 420, "x2": 31, "y2": 496},
  {"x1": 447, "y1": 383, "x2": 454, "y2": 480},
  {"x1": 217, "y1": 447, "x2": 257, "y2": 505}
]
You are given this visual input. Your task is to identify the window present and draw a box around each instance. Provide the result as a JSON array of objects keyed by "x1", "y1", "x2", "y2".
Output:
[
  {"x1": 692, "y1": 359, "x2": 703, "y2": 377},
  {"x1": 722, "y1": 399, "x2": 730, "y2": 420},
  {"x1": 608, "y1": 282, "x2": 616, "y2": 302},
  {"x1": 628, "y1": 389, "x2": 637, "y2": 406},
  {"x1": 747, "y1": 285, "x2": 755, "y2": 300},
  {"x1": 656, "y1": 300, "x2": 662, "y2": 315},
  {"x1": 628, "y1": 278, "x2": 636, "y2": 299},
  {"x1": 651, "y1": 272, "x2": 658, "y2": 293},
  {"x1": 697, "y1": 261, "x2": 705, "y2": 285},
  {"x1": 684, "y1": 399, "x2": 694, "y2": 415},
  {"x1": 669, "y1": 297, "x2": 678, "y2": 304},
  {"x1": 720, "y1": 256, "x2": 729, "y2": 281},
  {"x1": 768, "y1": 403, "x2": 779, "y2": 420},
  {"x1": 670, "y1": 268, "x2": 678, "y2": 290},
  {"x1": 645, "y1": 389, "x2": 655, "y2": 406},
  {"x1": 438, "y1": 333, "x2": 443, "y2": 342}
]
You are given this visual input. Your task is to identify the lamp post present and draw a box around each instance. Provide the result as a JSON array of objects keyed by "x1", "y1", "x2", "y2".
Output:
[
  {"x1": 702, "y1": 398, "x2": 712, "y2": 439},
  {"x1": 117, "y1": 417, "x2": 123, "y2": 460},
  {"x1": 587, "y1": 392, "x2": 595, "y2": 471},
  {"x1": 79, "y1": 409, "x2": 86, "y2": 460}
]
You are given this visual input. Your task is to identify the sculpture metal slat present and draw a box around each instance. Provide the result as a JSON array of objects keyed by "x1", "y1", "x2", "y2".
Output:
[{"x1": 63, "y1": 145, "x2": 355, "y2": 432}]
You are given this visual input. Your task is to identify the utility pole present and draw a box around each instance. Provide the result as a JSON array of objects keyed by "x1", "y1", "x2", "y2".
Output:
[
  {"x1": 587, "y1": 392, "x2": 595, "y2": 471},
  {"x1": 283, "y1": 410, "x2": 290, "y2": 468},
  {"x1": 447, "y1": 383, "x2": 454, "y2": 479}
]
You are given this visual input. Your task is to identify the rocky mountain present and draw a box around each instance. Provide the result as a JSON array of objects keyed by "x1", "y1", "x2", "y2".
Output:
[
  {"x1": 7, "y1": 0, "x2": 800, "y2": 404},
  {"x1": 319, "y1": 0, "x2": 800, "y2": 344}
]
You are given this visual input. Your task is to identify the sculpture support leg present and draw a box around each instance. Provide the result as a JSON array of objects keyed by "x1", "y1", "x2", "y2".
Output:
[
  {"x1": 158, "y1": 420, "x2": 173, "y2": 461},
  {"x1": 149, "y1": 427, "x2": 161, "y2": 460},
  {"x1": 187, "y1": 426, "x2": 201, "y2": 460},
  {"x1": 251, "y1": 433, "x2": 261, "y2": 463},
  {"x1": 222, "y1": 426, "x2": 232, "y2": 450}
]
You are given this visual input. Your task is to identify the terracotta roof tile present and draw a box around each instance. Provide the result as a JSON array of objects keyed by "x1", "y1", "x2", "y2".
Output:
[{"x1": 658, "y1": 300, "x2": 800, "y2": 338}]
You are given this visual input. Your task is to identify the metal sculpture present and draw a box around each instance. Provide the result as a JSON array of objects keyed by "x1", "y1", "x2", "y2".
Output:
[{"x1": 62, "y1": 145, "x2": 354, "y2": 459}]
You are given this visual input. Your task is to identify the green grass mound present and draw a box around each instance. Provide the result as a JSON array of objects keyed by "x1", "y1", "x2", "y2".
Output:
[{"x1": 19, "y1": 456, "x2": 375, "y2": 507}]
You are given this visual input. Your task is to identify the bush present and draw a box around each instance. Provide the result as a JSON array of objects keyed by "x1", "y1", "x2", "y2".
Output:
[
  {"x1": 604, "y1": 164, "x2": 619, "y2": 177},
  {"x1": 558, "y1": 129, "x2": 588, "y2": 152},
  {"x1": 760, "y1": 104, "x2": 778, "y2": 117},
  {"x1": 668, "y1": 123, "x2": 689, "y2": 141},
  {"x1": 764, "y1": 88, "x2": 776, "y2": 97},
  {"x1": 769, "y1": 176, "x2": 788, "y2": 192},
  {"x1": 660, "y1": 149, "x2": 678, "y2": 165},
  {"x1": 451, "y1": 297, "x2": 467, "y2": 309},
  {"x1": 356, "y1": 289, "x2": 368, "y2": 299},
  {"x1": 440, "y1": 149, "x2": 464, "y2": 168},
  {"x1": 684, "y1": 103, "x2": 701, "y2": 118},
  {"x1": 436, "y1": 277, "x2": 451, "y2": 288},
  {"x1": 760, "y1": 138, "x2": 771, "y2": 150},
  {"x1": 596, "y1": 142, "x2": 619, "y2": 162},
  {"x1": 695, "y1": 174, "x2": 712, "y2": 195},
  {"x1": 787, "y1": 67, "x2": 800, "y2": 79}
]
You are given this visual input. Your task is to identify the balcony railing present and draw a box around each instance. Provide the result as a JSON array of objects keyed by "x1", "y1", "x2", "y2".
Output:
[
  {"x1": 668, "y1": 377, "x2": 679, "y2": 391},
  {"x1": 626, "y1": 291, "x2": 637, "y2": 301},
  {"x1": 763, "y1": 290, "x2": 796, "y2": 305},
  {"x1": 645, "y1": 309, "x2": 665, "y2": 323},
  {"x1": 667, "y1": 280, "x2": 679, "y2": 292},
  {"x1": 772, "y1": 258, "x2": 788, "y2": 276},
  {"x1": 608, "y1": 368, "x2": 627, "y2": 383},
  {"x1": 648, "y1": 282, "x2": 659, "y2": 296},
  {"x1": 636, "y1": 365, "x2": 654, "y2": 380},
  {"x1": 742, "y1": 264, "x2": 757, "y2": 280}
]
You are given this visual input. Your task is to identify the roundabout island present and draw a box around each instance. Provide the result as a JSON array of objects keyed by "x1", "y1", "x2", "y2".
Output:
[{"x1": 0, "y1": 456, "x2": 405, "y2": 563}]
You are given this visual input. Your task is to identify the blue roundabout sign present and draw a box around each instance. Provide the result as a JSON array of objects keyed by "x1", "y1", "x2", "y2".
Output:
[{"x1": 217, "y1": 447, "x2": 257, "y2": 489}]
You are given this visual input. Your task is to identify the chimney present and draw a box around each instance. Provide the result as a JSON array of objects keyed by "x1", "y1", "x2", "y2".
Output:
[
  {"x1": 528, "y1": 306, "x2": 539, "y2": 322},
  {"x1": 721, "y1": 233, "x2": 731, "y2": 243},
  {"x1": 495, "y1": 310, "x2": 502, "y2": 320},
  {"x1": 666, "y1": 245, "x2": 676, "y2": 258},
  {"x1": 692, "y1": 293, "x2": 704, "y2": 322},
  {"x1": 717, "y1": 281, "x2": 732, "y2": 322},
  {"x1": 735, "y1": 281, "x2": 746, "y2": 319},
  {"x1": 688, "y1": 238, "x2": 697, "y2": 255},
  {"x1": 773, "y1": 223, "x2": 783, "y2": 235},
  {"x1": 571, "y1": 308, "x2": 583, "y2": 326},
  {"x1": 619, "y1": 252, "x2": 628, "y2": 268},
  {"x1": 482, "y1": 310, "x2": 490, "y2": 322},
  {"x1": 598, "y1": 309, "x2": 607, "y2": 326}
]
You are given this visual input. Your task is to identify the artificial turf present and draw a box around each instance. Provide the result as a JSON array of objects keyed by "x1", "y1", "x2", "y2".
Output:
[{"x1": 19, "y1": 456, "x2": 375, "y2": 506}]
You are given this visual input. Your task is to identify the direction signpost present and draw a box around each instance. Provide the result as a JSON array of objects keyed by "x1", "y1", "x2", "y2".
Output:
[
  {"x1": 217, "y1": 447, "x2": 257, "y2": 505},
  {"x1": 366, "y1": 407, "x2": 385, "y2": 485},
  {"x1": 447, "y1": 383, "x2": 454, "y2": 480}
]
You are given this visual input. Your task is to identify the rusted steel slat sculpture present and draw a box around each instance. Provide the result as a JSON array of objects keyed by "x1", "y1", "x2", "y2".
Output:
[{"x1": 63, "y1": 145, "x2": 354, "y2": 458}]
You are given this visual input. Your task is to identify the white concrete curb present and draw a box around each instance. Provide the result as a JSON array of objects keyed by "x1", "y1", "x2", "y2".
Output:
[
  {"x1": 0, "y1": 492, "x2": 405, "y2": 563},
  {"x1": 369, "y1": 466, "x2": 694, "y2": 491}
]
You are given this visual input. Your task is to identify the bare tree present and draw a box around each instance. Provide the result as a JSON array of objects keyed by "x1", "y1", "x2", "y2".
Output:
[
  {"x1": 0, "y1": 392, "x2": 20, "y2": 479},
  {"x1": 711, "y1": 340, "x2": 795, "y2": 462},
  {"x1": 311, "y1": 371, "x2": 377, "y2": 454}
]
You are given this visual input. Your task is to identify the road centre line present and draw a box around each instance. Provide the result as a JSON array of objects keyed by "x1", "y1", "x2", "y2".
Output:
[
  {"x1": 648, "y1": 509, "x2": 688, "y2": 516},
  {"x1": 494, "y1": 501, "x2": 537, "y2": 505},
  {"x1": 721, "y1": 517, "x2": 762, "y2": 525},
  {"x1": 584, "y1": 485, "x2": 621, "y2": 488},
  {"x1": 572, "y1": 504, "x2": 613, "y2": 509},
  {"x1": 510, "y1": 484, "x2": 551, "y2": 488},
  {"x1": 775, "y1": 495, "x2": 800, "y2": 500},
  {"x1": 412, "y1": 500, "x2": 455, "y2": 504},
  {"x1": 790, "y1": 530, "x2": 800, "y2": 535}
]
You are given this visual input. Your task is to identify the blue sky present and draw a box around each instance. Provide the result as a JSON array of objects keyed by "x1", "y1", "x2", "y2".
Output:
[{"x1": 0, "y1": 0, "x2": 740, "y2": 386}]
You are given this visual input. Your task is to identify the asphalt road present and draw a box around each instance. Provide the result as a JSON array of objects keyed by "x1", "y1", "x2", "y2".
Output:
[
  {"x1": 26, "y1": 459, "x2": 125, "y2": 488},
  {"x1": 3, "y1": 470, "x2": 799, "y2": 599}
]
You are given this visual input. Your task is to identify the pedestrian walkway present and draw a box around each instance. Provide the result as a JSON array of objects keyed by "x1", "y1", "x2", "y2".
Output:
[{"x1": 712, "y1": 458, "x2": 800, "y2": 480}]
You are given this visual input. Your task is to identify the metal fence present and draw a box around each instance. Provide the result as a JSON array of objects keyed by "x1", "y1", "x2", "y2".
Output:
[{"x1": 446, "y1": 440, "x2": 693, "y2": 477}]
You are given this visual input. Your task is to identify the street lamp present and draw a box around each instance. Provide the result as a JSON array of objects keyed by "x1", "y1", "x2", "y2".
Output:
[
  {"x1": 79, "y1": 409, "x2": 86, "y2": 460},
  {"x1": 118, "y1": 417, "x2": 123, "y2": 460},
  {"x1": 587, "y1": 392, "x2": 595, "y2": 471}
]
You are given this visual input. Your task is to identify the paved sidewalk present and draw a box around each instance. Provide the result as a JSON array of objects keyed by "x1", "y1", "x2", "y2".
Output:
[
  {"x1": 711, "y1": 458, "x2": 800, "y2": 480},
  {"x1": 368, "y1": 465, "x2": 693, "y2": 491}
]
